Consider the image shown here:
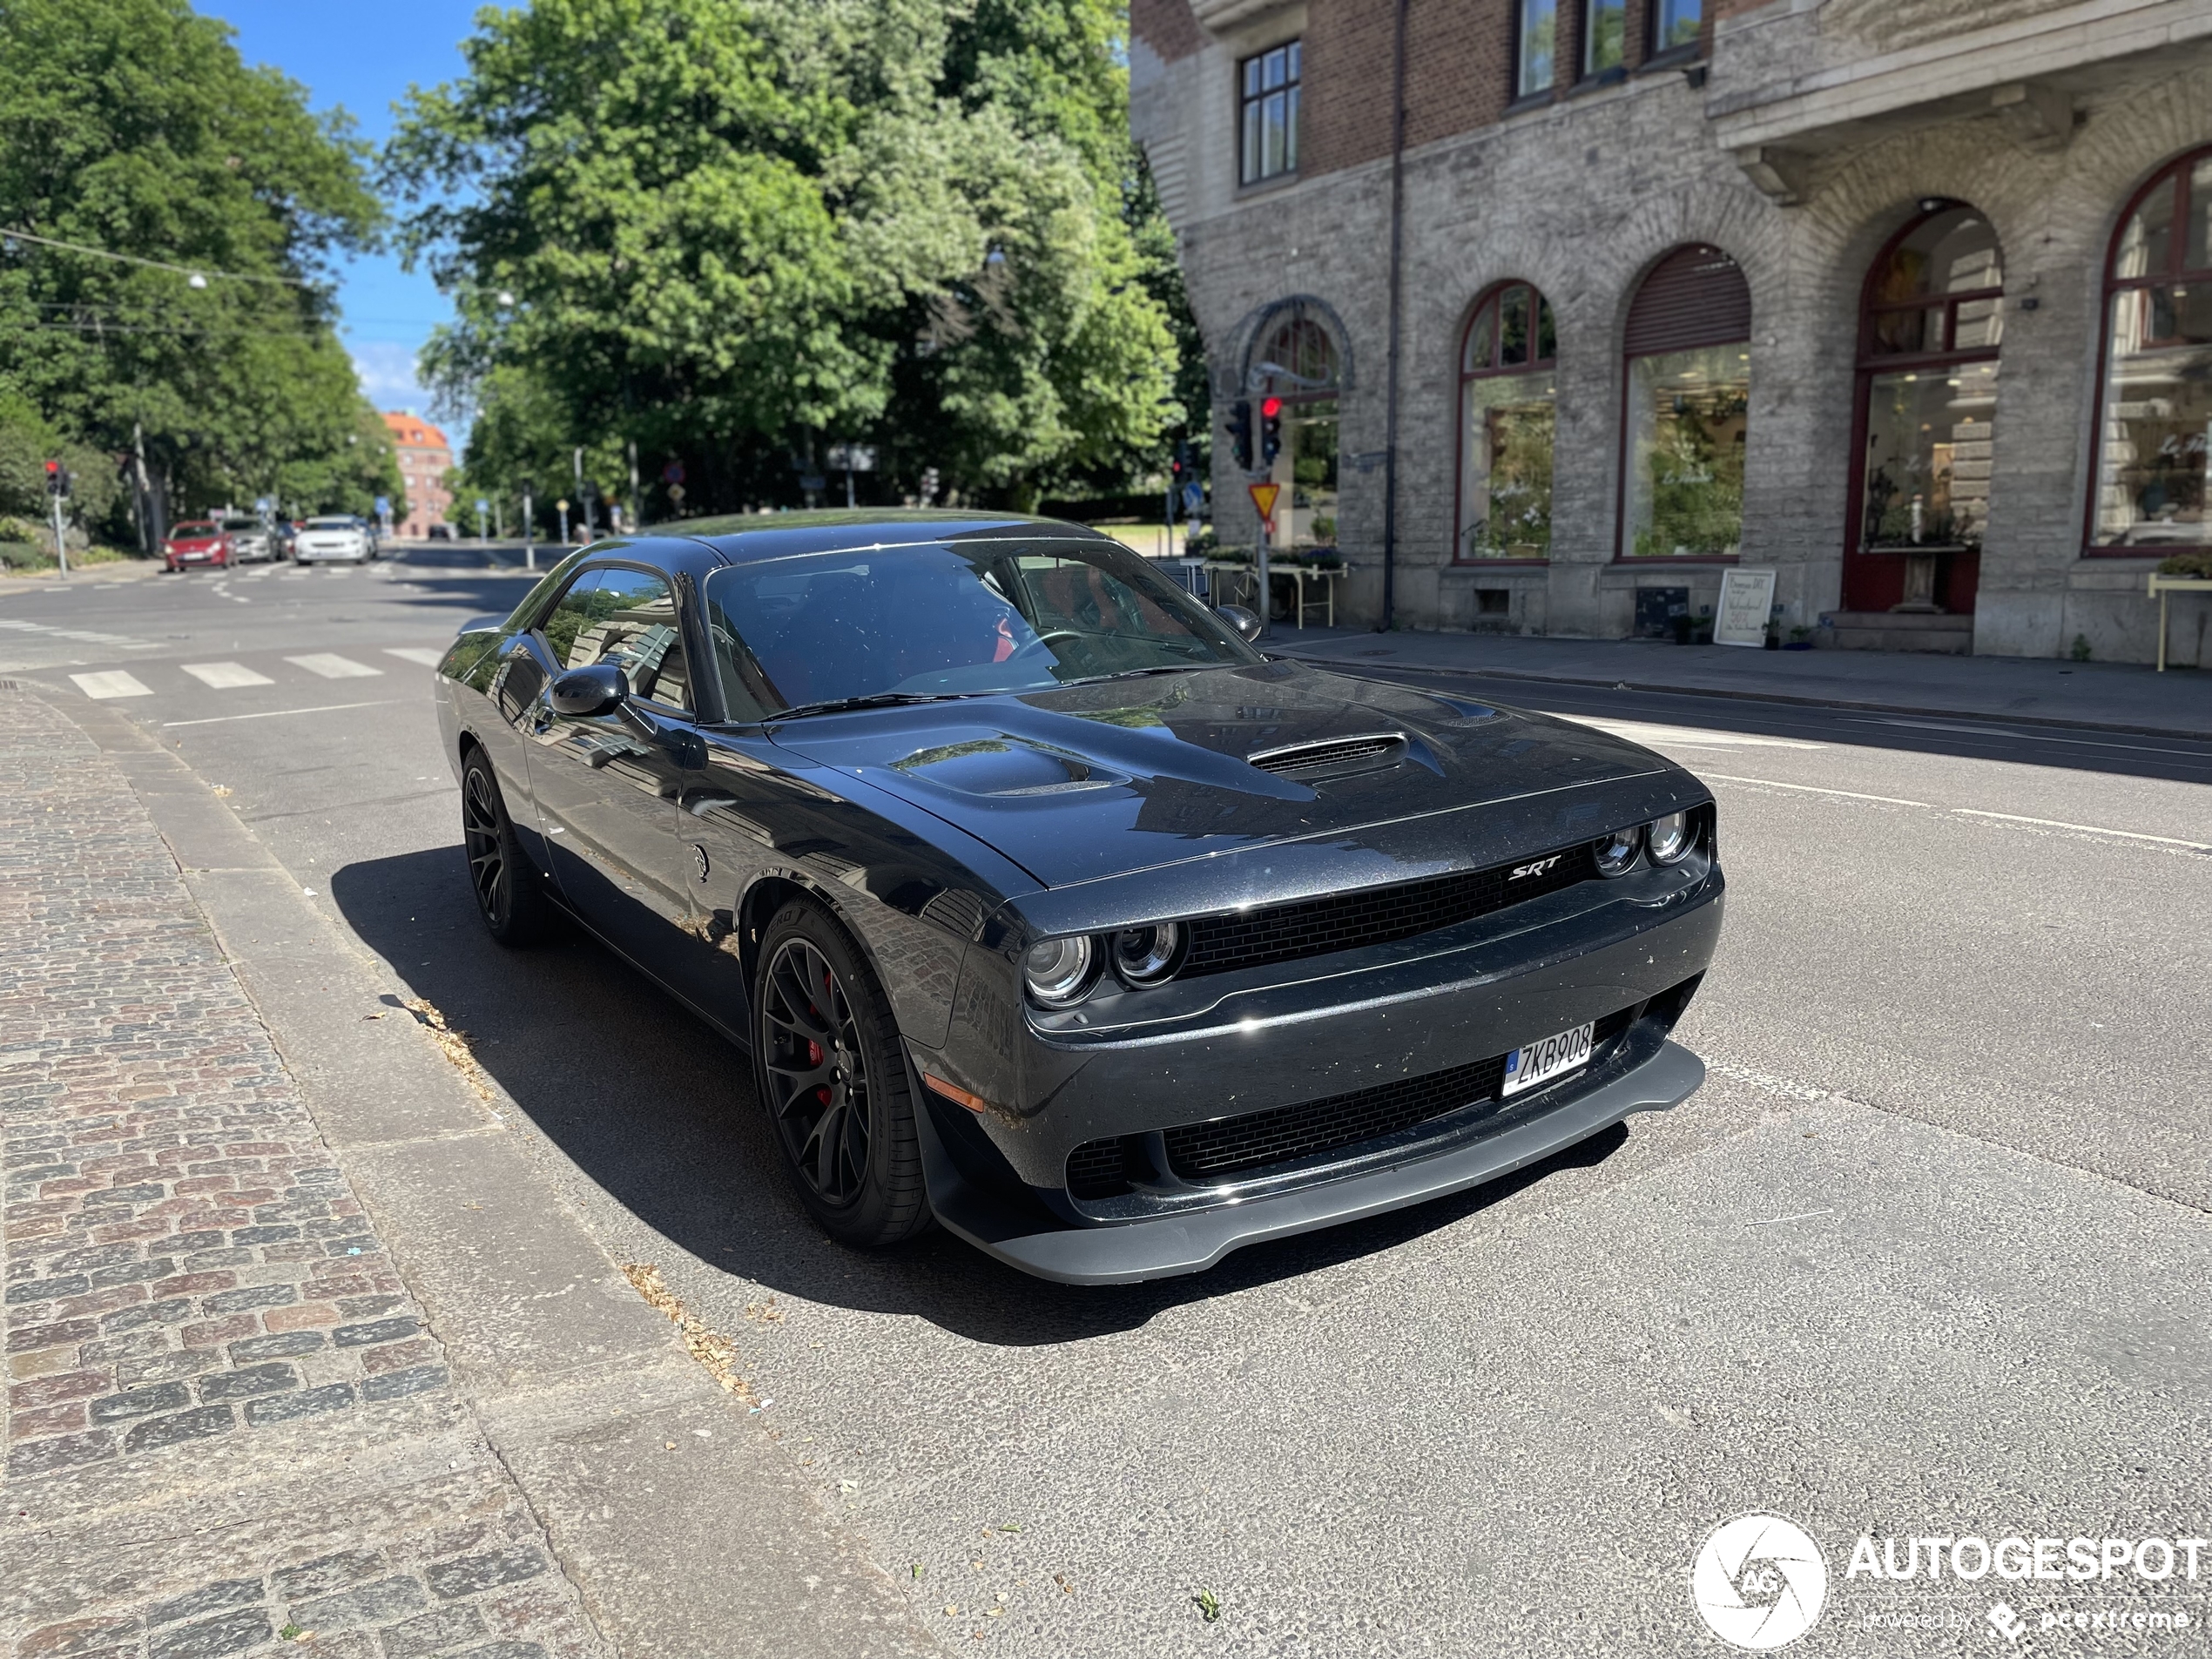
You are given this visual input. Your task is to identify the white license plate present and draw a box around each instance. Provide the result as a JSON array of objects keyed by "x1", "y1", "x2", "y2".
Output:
[{"x1": 1502, "y1": 1022, "x2": 1595, "y2": 1098}]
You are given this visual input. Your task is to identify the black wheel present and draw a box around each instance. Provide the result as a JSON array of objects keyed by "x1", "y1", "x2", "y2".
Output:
[
  {"x1": 752, "y1": 900, "x2": 931, "y2": 1247},
  {"x1": 461, "y1": 752, "x2": 555, "y2": 945}
]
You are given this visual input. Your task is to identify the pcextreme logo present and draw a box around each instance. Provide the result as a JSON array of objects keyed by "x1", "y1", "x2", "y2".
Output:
[{"x1": 1691, "y1": 1513, "x2": 1830, "y2": 1650}]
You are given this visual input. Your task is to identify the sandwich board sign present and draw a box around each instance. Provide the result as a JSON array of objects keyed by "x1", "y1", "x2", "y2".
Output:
[{"x1": 1713, "y1": 567, "x2": 1777, "y2": 648}]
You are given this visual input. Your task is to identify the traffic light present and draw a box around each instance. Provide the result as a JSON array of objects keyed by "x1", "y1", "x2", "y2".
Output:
[
  {"x1": 44, "y1": 460, "x2": 68, "y2": 498},
  {"x1": 1259, "y1": 396, "x2": 1284, "y2": 467},
  {"x1": 1225, "y1": 400, "x2": 1253, "y2": 471}
]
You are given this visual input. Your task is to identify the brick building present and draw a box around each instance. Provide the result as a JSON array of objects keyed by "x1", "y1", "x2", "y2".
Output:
[
  {"x1": 381, "y1": 411, "x2": 453, "y2": 539},
  {"x1": 1131, "y1": 0, "x2": 2212, "y2": 663}
]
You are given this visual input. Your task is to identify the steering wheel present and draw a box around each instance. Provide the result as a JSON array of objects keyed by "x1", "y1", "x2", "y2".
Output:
[{"x1": 1007, "y1": 628, "x2": 1084, "y2": 663}]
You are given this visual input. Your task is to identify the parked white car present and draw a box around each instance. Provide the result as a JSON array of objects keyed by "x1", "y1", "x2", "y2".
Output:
[{"x1": 293, "y1": 516, "x2": 374, "y2": 563}]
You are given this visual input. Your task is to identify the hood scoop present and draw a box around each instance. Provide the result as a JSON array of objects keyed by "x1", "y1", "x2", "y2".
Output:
[
  {"x1": 891, "y1": 737, "x2": 1131, "y2": 799},
  {"x1": 1245, "y1": 732, "x2": 1407, "y2": 779}
]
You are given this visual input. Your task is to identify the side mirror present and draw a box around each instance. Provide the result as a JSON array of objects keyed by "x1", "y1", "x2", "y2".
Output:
[
  {"x1": 548, "y1": 662, "x2": 630, "y2": 717},
  {"x1": 1216, "y1": 604, "x2": 1263, "y2": 644}
]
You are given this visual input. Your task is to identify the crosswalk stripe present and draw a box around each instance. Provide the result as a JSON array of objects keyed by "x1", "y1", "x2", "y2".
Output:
[
  {"x1": 71, "y1": 671, "x2": 153, "y2": 700},
  {"x1": 182, "y1": 662, "x2": 276, "y2": 689},
  {"x1": 382, "y1": 647, "x2": 446, "y2": 667},
  {"x1": 285, "y1": 652, "x2": 382, "y2": 679}
]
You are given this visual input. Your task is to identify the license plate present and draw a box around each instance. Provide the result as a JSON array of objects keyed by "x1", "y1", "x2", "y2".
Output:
[{"x1": 1502, "y1": 1022, "x2": 1595, "y2": 1098}]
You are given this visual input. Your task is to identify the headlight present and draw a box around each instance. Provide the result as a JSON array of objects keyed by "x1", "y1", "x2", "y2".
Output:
[
  {"x1": 1645, "y1": 811, "x2": 1692, "y2": 865},
  {"x1": 1592, "y1": 826, "x2": 1642, "y2": 877},
  {"x1": 1111, "y1": 922, "x2": 1184, "y2": 987},
  {"x1": 1022, "y1": 935, "x2": 1096, "y2": 1007}
]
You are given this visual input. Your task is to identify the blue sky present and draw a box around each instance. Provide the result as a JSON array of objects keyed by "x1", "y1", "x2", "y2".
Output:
[{"x1": 207, "y1": 1, "x2": 479, "y2": 439}]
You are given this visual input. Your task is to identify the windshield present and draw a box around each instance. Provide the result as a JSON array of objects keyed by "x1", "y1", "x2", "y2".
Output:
[
  {"x1": 305, "y1": 517, "x2": 357, "y2": 530},
  {"x1": 702, "y1": 538, "x2": 1261, "y2": 720},
  {"x1": 169, "y1": 522, "x2": 216, "y2": 537}
]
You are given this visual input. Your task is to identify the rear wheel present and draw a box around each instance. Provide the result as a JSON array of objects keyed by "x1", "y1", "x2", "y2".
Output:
[
  {"x1": 752, "y1": 900, "x2": 931, "y2": 1248},
  {"x1": 461, "y1": 752, "x2": 555, "y2": 945}
]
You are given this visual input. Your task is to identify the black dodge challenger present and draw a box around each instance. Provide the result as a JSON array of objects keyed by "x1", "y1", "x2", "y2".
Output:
[{"x1": 435, "y1": 511, "x2": 1723, "y2": 1284}]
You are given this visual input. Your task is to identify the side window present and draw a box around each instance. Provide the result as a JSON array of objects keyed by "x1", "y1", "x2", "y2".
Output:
[
  {"x1": 569, "y1": 566, "x2": 692, "y2": 709},
  {"x1": 538, "y1": 570, "x2": 604, "y2": 670}
]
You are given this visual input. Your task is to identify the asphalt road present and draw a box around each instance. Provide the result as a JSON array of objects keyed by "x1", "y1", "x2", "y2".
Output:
[{"x1": 7, "y1": 553, "x2": 2209, "y2": 1657}]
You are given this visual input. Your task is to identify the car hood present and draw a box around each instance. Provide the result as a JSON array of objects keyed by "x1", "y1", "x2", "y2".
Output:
[{"x1": 767, "y1": 659, "x2": 1679, "y2": 888}]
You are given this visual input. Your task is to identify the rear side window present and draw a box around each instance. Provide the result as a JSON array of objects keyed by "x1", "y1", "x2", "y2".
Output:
[{"x1": 539, "y1": 566, "x2": 692, "y2": 711}]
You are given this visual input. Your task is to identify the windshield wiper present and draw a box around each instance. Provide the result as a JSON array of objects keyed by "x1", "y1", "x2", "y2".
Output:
[
  {"x1": 1073, "y1": 662, "x2": 1233, "y2": 686},
  {"x1": 772, "y1": 691, "x2": 984, "y2": 719}
]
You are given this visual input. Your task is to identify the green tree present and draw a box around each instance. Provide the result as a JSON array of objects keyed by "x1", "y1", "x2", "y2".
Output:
[
  {"x1": 388, "y1": 0, "x2": 1186, "y2": 519},
  {"x1": 0, "y1": 0, "x2": 392, "y2": 543}
]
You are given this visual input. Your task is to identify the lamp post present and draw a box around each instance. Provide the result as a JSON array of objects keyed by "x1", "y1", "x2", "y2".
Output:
[{"x1": 522, "y1": 482, "x2": 536, "y2": 572}]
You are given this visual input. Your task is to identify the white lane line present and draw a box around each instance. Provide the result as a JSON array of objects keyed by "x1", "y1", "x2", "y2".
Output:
[
  {"x1": 163, "y1": 698, "x2": 403, "y2": 728},
  {"x1": 182, "y1": 662, "x2": 276, "y2": 689},
  {"x1": 1951, "y1": 808, "x2": 2212, "y2": 852},
  {"x1": 1701, "y1": 772, "x2": 1933, "y2": 807},
  {"x1": 0, "y1": 618, "x2": 42, "y2": 630},
  {"x1": 382, "y1": 647, "x2": 446, "y2": 667},
  {"x1": 71, "y1": 671, "x2": 154, "y2": 699},
  {"x1": 285, "y1": 652, "x2": 382, "y2": 679},
  {"x1": 1706, "y1": 773, "x2": 2210, "y2": 851},
  {"x1": 1570, "y1": 717, "x2": 1824, "y2": 751}
]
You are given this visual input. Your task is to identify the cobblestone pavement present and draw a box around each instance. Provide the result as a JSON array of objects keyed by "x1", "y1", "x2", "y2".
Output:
[{"x1": 1, "y1": 687, "x2": 609, "y2": 1659}]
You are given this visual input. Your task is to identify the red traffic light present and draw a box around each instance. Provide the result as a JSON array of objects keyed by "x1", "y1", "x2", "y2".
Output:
[
  {"x1": 1259, "y1": 397, "x2": 1283, "y2": 419},
  {"x1": 44, "y1": 460, "x2": 58, "y2": 475}
]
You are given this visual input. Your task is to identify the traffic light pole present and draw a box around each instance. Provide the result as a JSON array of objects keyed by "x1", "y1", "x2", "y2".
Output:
[
  {"x1": 1254, "y1": 489, "x2": 1270, "y2": 640},
  {"x1": 50, "y1": 486, "x2": 68, "y2": 579}
]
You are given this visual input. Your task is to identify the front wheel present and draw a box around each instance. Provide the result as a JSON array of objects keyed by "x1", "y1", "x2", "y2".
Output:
[
  {"x1": 752, "y1": 900, "x2": 931, "y2": 1248},
  {"x1": 460, "y1": 752, "x2": 555, "y2": 945}
]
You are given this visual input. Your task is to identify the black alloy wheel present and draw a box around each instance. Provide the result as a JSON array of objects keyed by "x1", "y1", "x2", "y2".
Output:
[
  {"x1": 460, "y1": 752, "x2": 553, "y2": 945},
  {"x1": 752, "y1": 900, "x2": 930, "y2": 1247}
]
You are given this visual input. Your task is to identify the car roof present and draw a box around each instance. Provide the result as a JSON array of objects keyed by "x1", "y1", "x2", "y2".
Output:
[{"x1": 665, "y1": 508, "x2": 1120, "y2": 567}]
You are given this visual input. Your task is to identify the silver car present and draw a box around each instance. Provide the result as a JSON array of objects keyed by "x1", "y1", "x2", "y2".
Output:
[{"x1": 293, "y1": 516, "x2": 373, "y2": 563}]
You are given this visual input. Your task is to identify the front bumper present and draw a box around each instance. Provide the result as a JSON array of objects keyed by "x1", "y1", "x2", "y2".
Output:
[{"x1": 914, "y1": 1034, "x2": 1704, "y2": 1284}]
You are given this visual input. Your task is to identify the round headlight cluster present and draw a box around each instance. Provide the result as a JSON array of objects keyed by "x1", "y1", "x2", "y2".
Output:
[
  {"x1": 1022, "y1": 936, "x2": 1096, "y2": 1008},
  {"x1": 1023, "y1": 923, "x2": 1190, "y2": 1007},
  {"x1": 1592, "y1": 812, "x2": 1697, "y2": 877}
]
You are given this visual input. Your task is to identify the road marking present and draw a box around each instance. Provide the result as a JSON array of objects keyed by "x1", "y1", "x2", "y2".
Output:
[
  {"x1": 1568, "y1": 716, "x2": 1824, "y2": 751},
  {"x1": 1951, "y1": 807, "x2": 2212, "y2": 852},
  {"x1": 285, "y1": 652, "x2": 382, "y2": 679},
  {"x1": 71, "y1": 670, "x2": 153, "y2": 699},
  {"x1": 383, "y1": 647, "x2": 446, "y2": 667},
  {"x1": 163, "y1": 698, "x2": 403, "y2": 728},
  {"x1": 182, "y1": 662, "x2": 276, "y2": 689},
  {"x1": 1701, "y1": 772, "x2": 1932, "y2": 807},
  {"x1": 1855, "y1": 715, "x2": 2209, "y2": 759}
]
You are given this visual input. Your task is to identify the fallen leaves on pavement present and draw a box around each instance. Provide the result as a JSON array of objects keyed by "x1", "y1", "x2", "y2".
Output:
[
  {"x1": 404, "y1": 997, "x2": 494, "y2": 1101},
  {"x1": 621, "y1": 1262, "x2": 752, "y2": 1400}
]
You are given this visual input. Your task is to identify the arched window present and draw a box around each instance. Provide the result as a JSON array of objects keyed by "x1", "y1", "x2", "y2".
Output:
[
  {"x1": 2091, "y1": 148, "x2": 2212, "y2": 551},
  {"x1": 1255, "y1": 316, "x2": 1341, "y2": 550},
  {"x1": 1457, "y1": 283, "x2": 1557, "y2": 560},
  {"x1": 1620, "y1": 245, "x2": 1751, "y2": 558},
  {"x1": 1843, "y1": 203, "x2": 2004, "y2": 613}
]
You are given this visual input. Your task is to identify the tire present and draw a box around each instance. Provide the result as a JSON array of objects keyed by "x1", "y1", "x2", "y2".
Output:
[
  {"x1": 460, "y1": 751, "x2": 556, "y2": 946},
  {"x1": 752, "y1": 899, "x2": 932, "y2": 1248}
]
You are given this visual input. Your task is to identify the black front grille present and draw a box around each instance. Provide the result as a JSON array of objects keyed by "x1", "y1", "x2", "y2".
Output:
[
  {"x1": 1065, "y1": 1006, "x2": 1642, "y2": 1198},
  {"x1": 1181, "y1": 842, "x2": 1598, "y2": 979}
]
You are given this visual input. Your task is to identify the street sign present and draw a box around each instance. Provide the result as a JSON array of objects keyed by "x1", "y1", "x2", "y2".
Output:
[
  {"x1": 1183, "y1": 482, "x2": 1204, "y2": 516},
  {"x1": 799, "y1": 475, "x2": 826, "y2": 494},
  {"x1": 373, "y1": 496, "x2": 389, "y2": 515},
  {"x1": 666, "y1": 483, "x2": 685, "y2": 504},
  {"x1": 1247, "y1": 482, "x2": 1280, "y2": 523},
  {"x1": 826, "y1": 442, "x2": 877, "y2": 472},
  {"x1": 555, "y1": 499, "x2": 569, "y2": 512},
  {"x1": 661, "y1": 461, "x2": 685, "y2": 485},
  {"x1": 475, "y1": 498, "x2": 489, "y2": 514}
]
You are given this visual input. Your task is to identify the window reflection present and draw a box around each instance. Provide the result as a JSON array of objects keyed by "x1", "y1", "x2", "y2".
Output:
[
  {"x1": 1459, "y1": 283, "x2": 1558, "y2": 560},
  {"x1": 1626, "y1": 347, "x2": 1750, "y2": 558}
]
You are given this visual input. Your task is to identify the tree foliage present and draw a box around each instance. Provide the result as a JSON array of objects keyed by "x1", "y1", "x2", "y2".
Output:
[
  {"x1": 0, "y1": 0, "x2": 397, "y2": 541},
  {"x1": 388, "y1": 0, "x2": 1190, "y2": 520}
]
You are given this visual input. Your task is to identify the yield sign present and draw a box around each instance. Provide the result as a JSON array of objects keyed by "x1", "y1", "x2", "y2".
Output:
[{"x1": 1247, "y1": 482, "x2": 1280, "y2": 523}]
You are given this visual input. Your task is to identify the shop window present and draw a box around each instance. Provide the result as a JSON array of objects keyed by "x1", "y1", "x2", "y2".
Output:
[
  {"x1": 1652, "y1": 0, "x2": 1701, "y2": 54},
  {"x1": 1844, "y1": 203, "x2": 2003, "y2": 613},
  {"x1": 1620, "y1": 246, "x2": 1751, "y2": 559},
  {"x1": 1239, "y1": 41, "x2": 1300, "y2": 185},
  {"x1": 1255, "y1": 317, "x2": 1339, "y2": 551},
  {"x1": 2091, "y1": 147, "x2": 2212, "y2": 551},
  {"x1": 1457, "y1": 282, "x2": 1558, "y2": 560},
  {"x1": 1517, "y1": 0, "x2": 1557, "y2": 98},
  {"x1": 1586, "y1": 0, "x2": 1626, "y2": 77}
]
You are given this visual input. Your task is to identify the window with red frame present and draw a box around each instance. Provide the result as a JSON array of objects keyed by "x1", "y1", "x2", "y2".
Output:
[
  {"x1": 1457, "y1": 284, "x2": 1558, "y2": 561},
  {"x1": 2091, "y1": 148, "x2": 2212, "y2": 551}
]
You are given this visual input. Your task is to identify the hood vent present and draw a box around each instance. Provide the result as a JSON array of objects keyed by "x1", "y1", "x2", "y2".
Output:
[{"x1": 1245, "y1": 733, "x2": 1407, "y2": 777}]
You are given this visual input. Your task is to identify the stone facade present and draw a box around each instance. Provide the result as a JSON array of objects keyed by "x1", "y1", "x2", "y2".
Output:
[{"x1": 1131, "y1": 0, "x2": 2212, "y2": 664}]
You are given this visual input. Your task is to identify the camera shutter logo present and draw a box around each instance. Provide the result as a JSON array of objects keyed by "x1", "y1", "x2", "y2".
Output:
[{"x1": 1691, "y1": 1514, "x2": 1828, "y2": 1650}]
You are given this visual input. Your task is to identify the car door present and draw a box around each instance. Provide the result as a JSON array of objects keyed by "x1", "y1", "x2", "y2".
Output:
[{"x1": 525, "y1": 563, "x2": 704, "y2": 971}]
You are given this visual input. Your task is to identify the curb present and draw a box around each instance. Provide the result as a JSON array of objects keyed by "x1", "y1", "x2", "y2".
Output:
[{"x1": 1274, "y1": 648, "x2": 2212, "y2": 745}]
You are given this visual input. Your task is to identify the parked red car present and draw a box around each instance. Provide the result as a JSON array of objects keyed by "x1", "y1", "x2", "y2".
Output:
[{"x1": 163, "y1": 520, "x2": 229, "y2": 572}]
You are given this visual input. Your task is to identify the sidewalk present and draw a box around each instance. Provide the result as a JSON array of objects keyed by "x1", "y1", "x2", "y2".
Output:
[
  {"x1": 1267, "y1": 627, "x2": 2212, "y2": 739},
  {"x1": 0, "y1": 686, "x2": 929, "y2": 1659}
]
